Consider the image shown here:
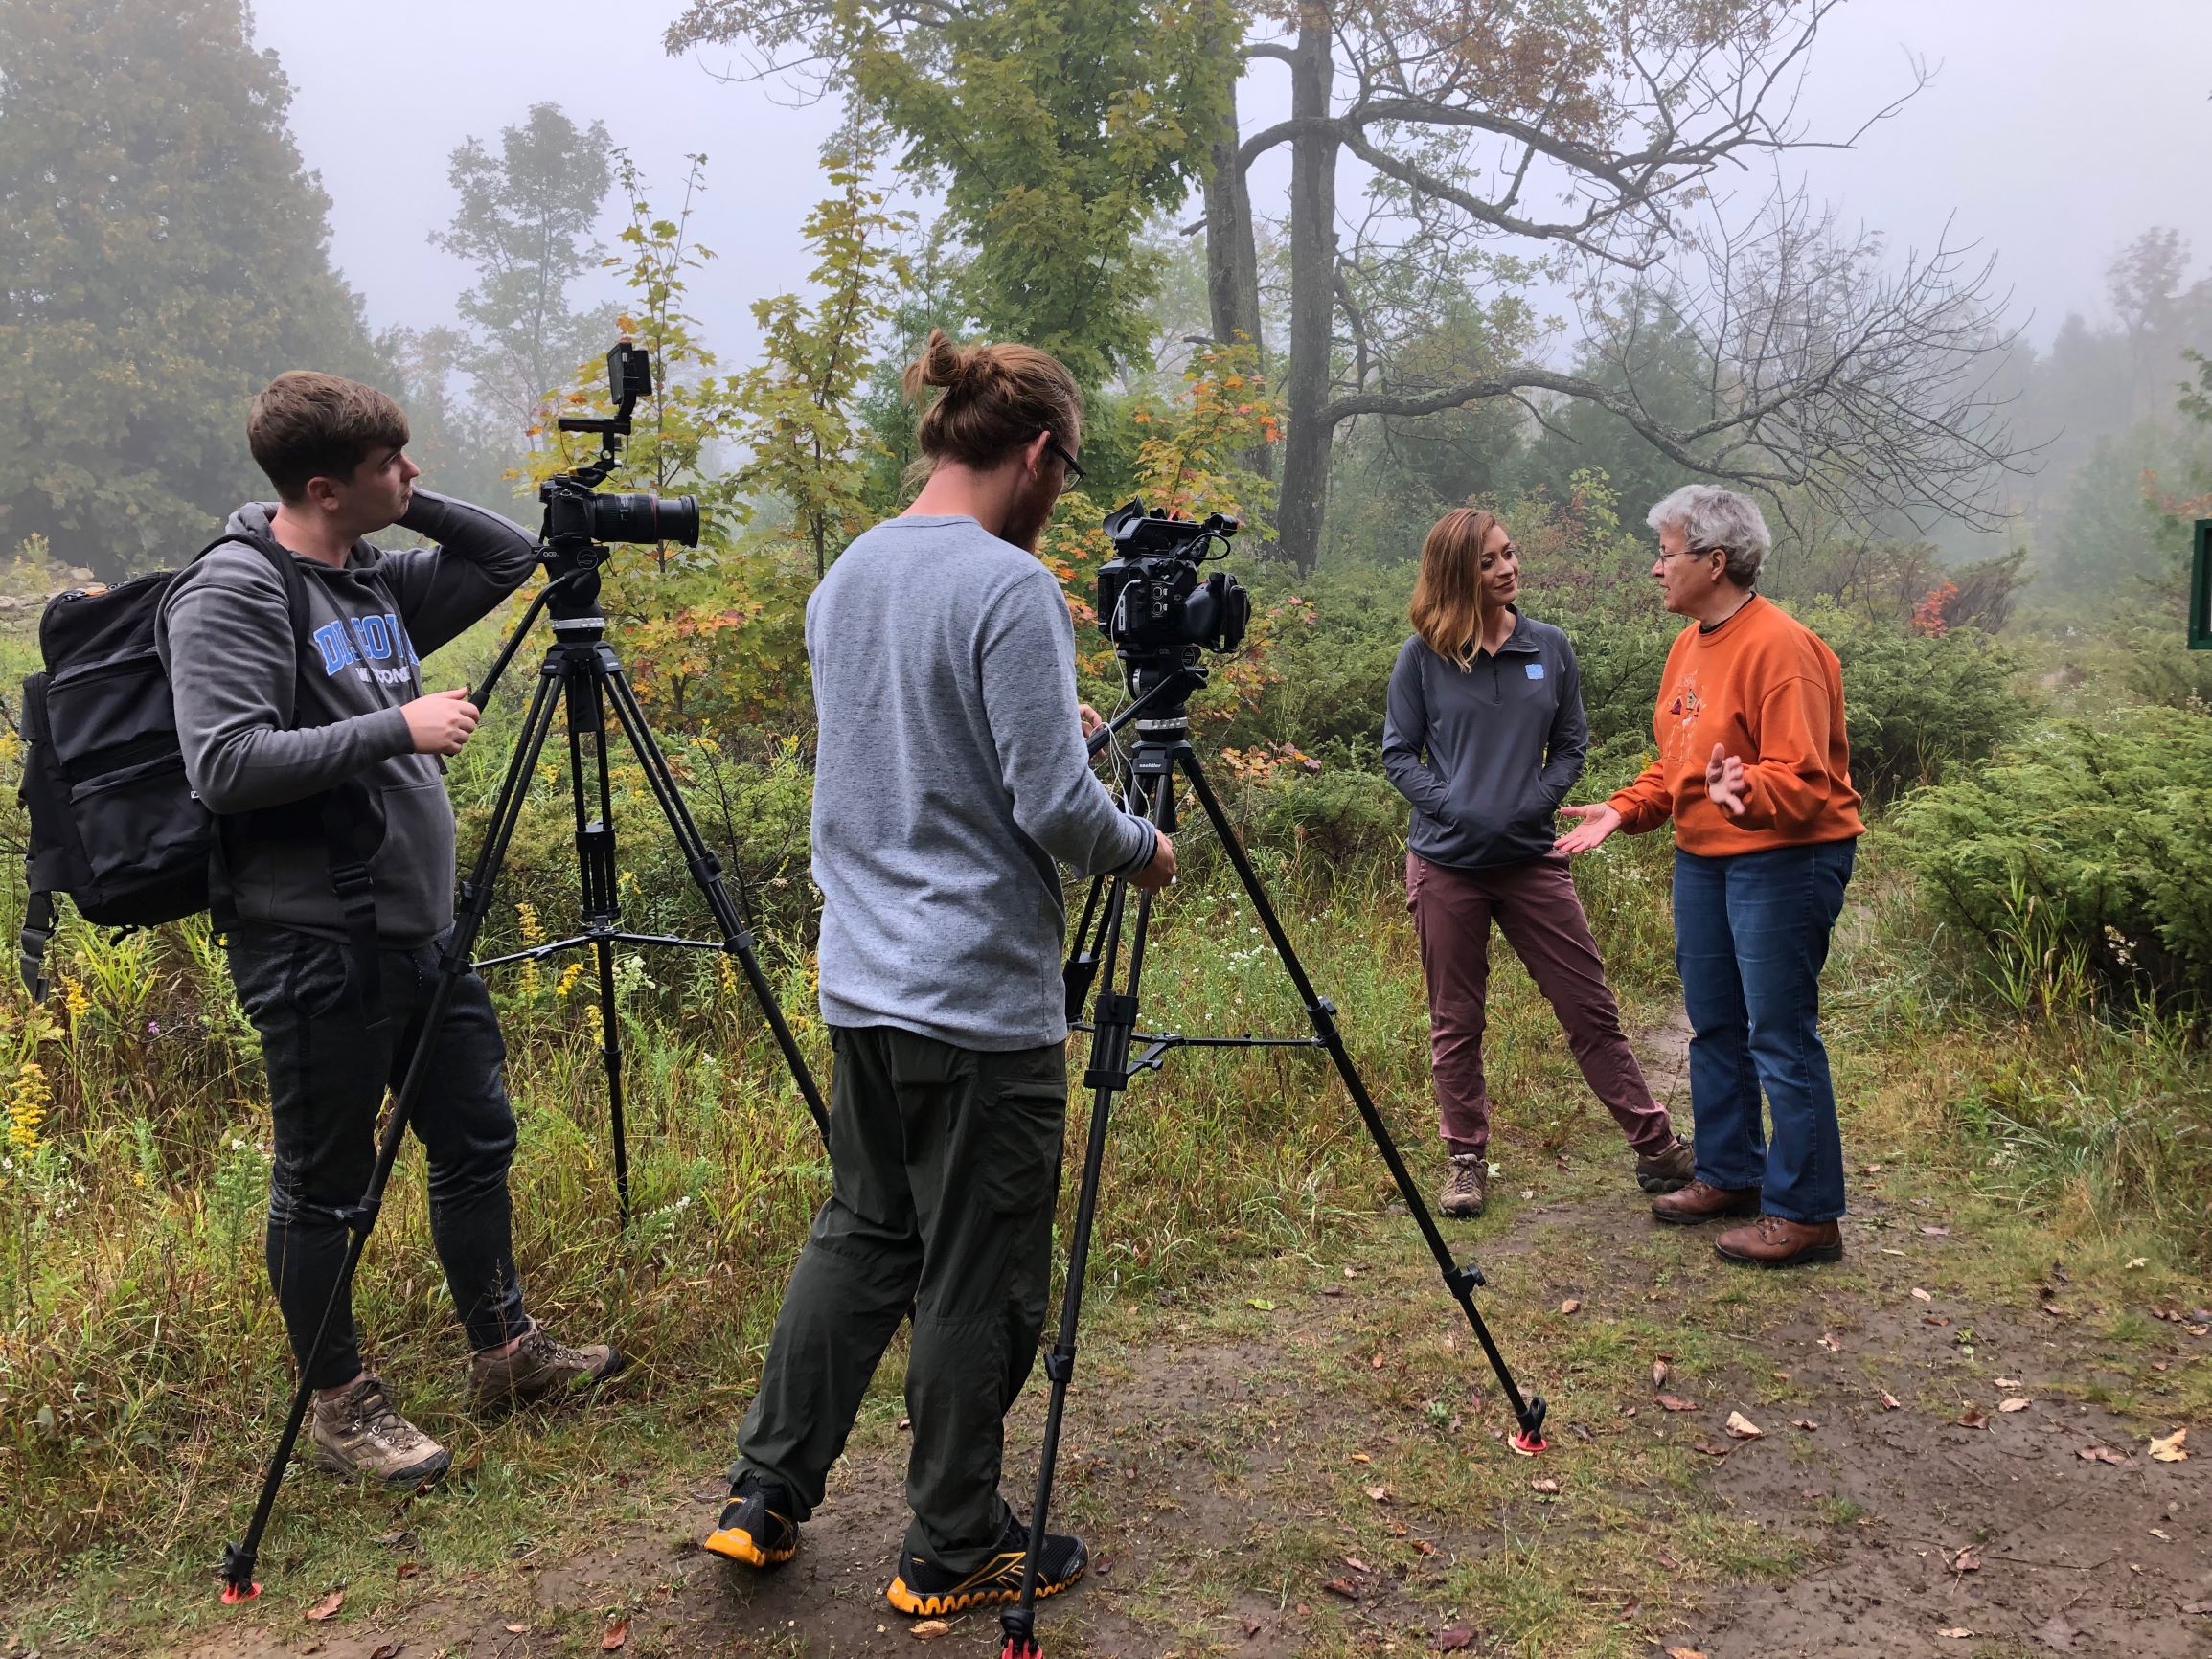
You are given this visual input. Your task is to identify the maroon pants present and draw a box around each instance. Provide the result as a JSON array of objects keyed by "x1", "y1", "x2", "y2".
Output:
[{"x1": 1406, "y1": 852, "x2": 1672, "y2": 1159}]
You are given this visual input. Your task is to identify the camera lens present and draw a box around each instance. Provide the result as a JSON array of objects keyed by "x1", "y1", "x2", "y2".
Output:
[{"x1": 590, "y1": 491, "x2": 701, "y2": 548}]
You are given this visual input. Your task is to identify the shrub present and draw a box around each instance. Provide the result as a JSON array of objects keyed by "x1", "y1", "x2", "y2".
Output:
[{"x1": 1894, "y1": 705, "x2": 2212, "y2": 1015}]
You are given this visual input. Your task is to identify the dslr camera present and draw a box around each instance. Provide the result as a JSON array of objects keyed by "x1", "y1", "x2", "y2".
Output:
[
  {"x1": 1095, "y1": 499, "x2": 1250, "y2": 662},
  {"x1": 539, "y1": 342, "x2": 701, "y2": 567}
]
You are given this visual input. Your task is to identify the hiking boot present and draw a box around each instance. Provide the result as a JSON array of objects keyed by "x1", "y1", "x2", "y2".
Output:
[
  {"x1": 1635, "y1": 1134, "x2": 1696, "y2": 1194},
  {"x1": 467, "y1": 1319, "x2": 625, "y2": 1407},
  {"x1": 1439, "y1": 1152, "x2": 1488, "y2": 1218},
  {"x1": 1715, "y1": 1215, "x2": 1843, "y2": 1268},
  {"x1": 884, "y1": 1507, "x2": 1086, "y2": 1617},
  {"x1": 704, "y1": 1470, "x2": 799, "y2": 1568},
  {"x1": 309, "y1": 1375, "x2": 452, "y2": 1485},
  {"x1": 1650, "y1": 1179, "x2": 1762, "y2": 1225}
]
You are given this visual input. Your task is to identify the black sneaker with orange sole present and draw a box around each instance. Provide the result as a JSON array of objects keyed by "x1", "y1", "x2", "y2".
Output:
[
  {"x1": 704, "y1": 1471, "x2": 799, "y2": 1568},
  {"x1": 884, "y1": 1508, "x2": 1086, "y2": 1617}
]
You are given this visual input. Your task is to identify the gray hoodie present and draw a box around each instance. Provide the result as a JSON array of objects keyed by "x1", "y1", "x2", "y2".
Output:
[
  {"x1": 1381, "y1": 611, "x2": 1588, "y2": 871},
  {"x1": 154, "y1": 491, "x2": 538, "y2": 944}
]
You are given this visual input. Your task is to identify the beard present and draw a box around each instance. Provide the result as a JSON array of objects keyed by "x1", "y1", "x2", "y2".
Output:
[{"x1": 998, "y1": 470, "x2": 1061, "y2": 554}]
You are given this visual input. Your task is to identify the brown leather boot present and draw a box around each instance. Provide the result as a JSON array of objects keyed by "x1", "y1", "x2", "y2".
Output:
[
  {"x1": 1439, "y1": 1153, "x2": 1488, "y2": 1218},
  {"x1": 1649, "y1": 1179, "x2": 1761, "y2": 1225},
  {"x1": 1714, "y1": 1214, "x2": 1843, "y2": 1268}
]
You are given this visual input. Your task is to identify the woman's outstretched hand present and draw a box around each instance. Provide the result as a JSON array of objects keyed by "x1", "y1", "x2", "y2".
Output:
[{"x1": 1554, "y1": 801, "x2": 1622, "y2": 856}]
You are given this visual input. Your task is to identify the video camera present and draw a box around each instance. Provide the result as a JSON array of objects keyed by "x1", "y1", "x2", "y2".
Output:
[
  {"x1": 539, "y1": 343, "x2": 701, "y2": 580},
  {"x1": 1095, "y1": 499, "x2": 1250, "y2": 662}
]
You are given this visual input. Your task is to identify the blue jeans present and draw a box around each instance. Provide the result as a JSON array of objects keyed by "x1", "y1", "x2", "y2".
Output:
[{"x1": 1672, "y1": 839, "x2": 1856, "y2": 1223}]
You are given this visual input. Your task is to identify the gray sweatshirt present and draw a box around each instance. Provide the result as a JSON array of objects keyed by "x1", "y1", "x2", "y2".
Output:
[
  {"x1": 154, "y1": 491, "x2": 538, "y2": 944},
  {"x1": 807, "y1": 515, "x2": 1156, "y2": 1050},
  {"x1": 1381, "y1": 612, "x2": 1587, "y2": 871}
]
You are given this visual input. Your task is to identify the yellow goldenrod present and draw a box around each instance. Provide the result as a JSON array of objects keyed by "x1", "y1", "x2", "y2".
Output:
[
  {"x1": 517, "y1": 900, "x2": 545, "y2": 947},
  {"x1": 7, "y1": 1059, "x2": 51, "y2": 1152},
  {"x1": 555, "y1": 962, "x2": 587, "y2": 999},
  {"x1": 60, "y1": 977, "x2": 90, "y2": 1023}
]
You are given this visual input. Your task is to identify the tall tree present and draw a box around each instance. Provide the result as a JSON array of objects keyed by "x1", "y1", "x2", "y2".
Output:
[
  {"x1": 664, "y1": 0, "x2": 1238, "y2": 389},
  {"x1": 431, "y1": 102, "x2": 619, "y2": 439},
  {"x1": 0, "y1": 0, "x2": 375, "y2": 577}
]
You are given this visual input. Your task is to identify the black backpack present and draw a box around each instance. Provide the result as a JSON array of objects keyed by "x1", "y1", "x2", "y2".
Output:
[{"x1": 16, "y1": 532, "x2": 380, "y2": 999}]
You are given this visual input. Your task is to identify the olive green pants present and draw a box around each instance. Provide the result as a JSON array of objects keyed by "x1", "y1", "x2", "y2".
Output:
[{"x1": 733, "y1": 1025, "x2": 1067, "y2": 1573}]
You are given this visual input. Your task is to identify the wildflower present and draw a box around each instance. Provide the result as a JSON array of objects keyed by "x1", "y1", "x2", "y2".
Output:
[
  {"x1": 60, "y1": 976, "x2": 90, "y2": 1022},
  {"x1": 517, "y1": 900, "x2": 545, "y2": 948},
  {"x1": 7, "y1": 1060, "x2": 51, "y2": 1152},
  {"x1": 555, "y1": 962, "x2": 587, "y2": 999}
]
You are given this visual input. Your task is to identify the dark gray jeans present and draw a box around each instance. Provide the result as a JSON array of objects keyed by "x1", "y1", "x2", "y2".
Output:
[
  {"x1": 226, "y1": 920, "x2": 528, "y2": 1390},
  {"x1": 735, "y1": 1025, "x2": 1067, "y2": 1574}
]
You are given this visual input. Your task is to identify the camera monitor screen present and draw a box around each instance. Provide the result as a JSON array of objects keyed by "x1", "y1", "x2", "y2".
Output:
[{"x1": 2194, "y1": 519, "x2": 2212, "y2": 651}]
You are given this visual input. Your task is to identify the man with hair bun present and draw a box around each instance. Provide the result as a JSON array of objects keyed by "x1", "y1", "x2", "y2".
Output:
[{"x1": 707, "y1": 331, "x2": 1174, "y2": 1617}]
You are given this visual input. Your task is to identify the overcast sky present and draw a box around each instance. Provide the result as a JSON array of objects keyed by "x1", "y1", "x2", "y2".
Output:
[{"x1": 255, "y1": 0, "x2": 2212, "y2": 362}]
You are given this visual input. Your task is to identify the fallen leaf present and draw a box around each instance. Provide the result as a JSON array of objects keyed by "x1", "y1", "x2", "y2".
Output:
[
  {"x1": 1434, "y1": 1627, "x2": 1475, "y2": 1653},
  {"x1": 1322, "y1": 1578, "x2": 1360, "y2": 1601},
  {"x1": 2078, "y1": 1444, "x2": 2136, "y2": 1466},
  {"x1": 2180, "y1": 1601, "x2": 2212, "y2": 1616},
  {"x1": 1248, "y1": 1298, "x2": 1276, "y2": 1311},
  {"x1": 2126, "y1": 1256, "x2": 2147, "y2": 1269},
  {"x1": 1320, "y1": 1284, "x2": 1343, "y2": 1297},
  {"x1": 911, "y1": 1619, "x2": 952, "y2": 1641},
  {"x1": 304, "y1": 1590, "x2": 344, "y2": 1623},
  {"x1": 1242, "y1": 1617, "x2": 1263, "y2": 1637},
  {"x1": 1371, "y1": 1352, "x2": 1386, "y2": 1370},
  {"x1": 1559, "y1": 1298, "x2": 1582, "y2": 1315},
  {"x1": 1817, "y1": 1333, "x2": 1841, "y2": 1352},
  {"x1": 1652, "y1": 1359, "x2": 1670, "y2": 1388},
  {"x1": 372, "y1": 1528, "x2": 414, "y2": 1549},
  {"x1": 1957, "y1": 1410, "x2": 1990, "y2": 1430},
  {"x1": 1881, "y1": 1393, "x2": 1902, "y2": 1410},
  {"x1": 1364, "y1": 1484, "x2": 1392, "y2": 1503},
  {"x1": 1792, "y1": 1418, "x2": 1819, "y2": 1430},
  {"x1": 1951, "y1": 1546, "x2": 1982, "y2": 1573},
  {"x1": 504, "y1": 1626, "x2": 529, "y2": 1636},
  {"x1": 1656, "y1": 1394, "x2": 1700, "y2": 1412},
  {"x1": 1665, "y1": 1648, "x2": 1709, "y2": 1659},
  {"x1": 2149, "y1": 1427, "x2": 2188, "y2": 1462},
  {"x1": 1529, "y1": 1477, "x2": 1561, "y2": 1494},
  {"x1": 1343, "y1": 1555, "x2": 1372, "y2": 1574},
  {"x1": 1413, "y1": 1538, "x2": 1437, "y2": 1557},
  {"x1": 2041, "y1": 1303, "x2": 2067, "y2": 1318},
  {"x1": 1937, "y1": 1629, "x2": 1975, "y2": 1640},
  {"x1": 1351, "y1": 1451, "x2": 1372, "y2": 1464},
  {"x1": 897, "y1": 1416, "x2": 911, "y2": 1432},
  {"x1": 1995, "y1": 1376, "x2": 2023, "y2": 1388},
  {"x1": 1724, "y1": 1411, "x2": 1764, "y2": 1440},
  {"x1": 1911, "y1": 1287, "x2": 1933, "y2": 1303},
  {"x1": 602, "y1": 1619, "x2": 628, "y2": 1651},
  {"x1": 1692, "y1": 1442, "x2": 1733, "y2": 1458},
  {"x1": 1922, "y1": 1225, "x2": 1950, "y2": 1237},
  {"x1": 1295, "y1": 1602, "x2": 1311, "y2": 1617},
  {"x1": 1880, "y1": 1246, "x2": 1907, "y2": 1256},
  {"x1": 368, "y1": 1647, "x2": 402, "y2": 1659},
  {"x1": 2000, "y1": 1398, "x2": 2031, "y2": 1412}
]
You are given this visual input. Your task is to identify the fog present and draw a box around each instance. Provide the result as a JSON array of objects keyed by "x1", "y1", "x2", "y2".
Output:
[{"x1": 256, "y1": 0, "x2": 2212, "y2": 356}]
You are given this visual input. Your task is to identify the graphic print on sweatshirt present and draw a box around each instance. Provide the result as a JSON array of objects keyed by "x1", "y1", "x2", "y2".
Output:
[
  {"x1": 1663, "y1": 676, "x2": 1705, "y2": 762},
  {"x1": 309, "y1": 607, "x2": 422, "y2": 690}
]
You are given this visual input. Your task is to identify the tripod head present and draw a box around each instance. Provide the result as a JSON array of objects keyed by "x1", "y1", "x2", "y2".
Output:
[{"x1": 539, "y1": 341, "x2": 702, "y2": 625}]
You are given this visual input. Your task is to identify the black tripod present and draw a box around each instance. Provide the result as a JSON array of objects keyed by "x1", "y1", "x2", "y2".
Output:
[
  {"x1": 997, "y1": 660, "x2": 1546, "y2": 1659},
  {"x1": 219, "y1": 544, "x2": 829, "y2": 1605}
]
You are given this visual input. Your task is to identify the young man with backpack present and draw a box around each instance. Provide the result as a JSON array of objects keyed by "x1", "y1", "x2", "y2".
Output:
[{"x1": 154, "y1": 371, "x2": 622, "y2": 1484}]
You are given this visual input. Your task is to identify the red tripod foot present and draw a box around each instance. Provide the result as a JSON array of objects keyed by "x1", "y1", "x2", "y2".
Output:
[
  {"x1": 1001, "y1": 1638, "x2": 1041, "y2": 1659},
  {"x1": 1509, "y1": 1428, "x2": 1548, "y2": 1456},
  {"x1": 219, "y1": 1581, "x2": 261, "y2": 1604}
]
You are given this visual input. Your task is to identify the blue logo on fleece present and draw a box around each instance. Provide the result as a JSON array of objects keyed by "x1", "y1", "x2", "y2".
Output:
[{"x1": 1525, "y1": 662, "x2": 1545, "y2": 680}]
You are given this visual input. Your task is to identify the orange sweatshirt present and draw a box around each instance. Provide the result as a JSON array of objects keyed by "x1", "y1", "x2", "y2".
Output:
[{"x1": 1607, "y1": 596, "x2": 1864, "y2": 855}]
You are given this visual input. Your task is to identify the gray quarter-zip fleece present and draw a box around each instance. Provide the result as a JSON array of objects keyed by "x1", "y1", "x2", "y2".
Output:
[
  {"x1": 1380, "y1": 610, "x2": 1587, "y2": 871},
  {"x1": 154, "y1": 490, "x2": 538, "y2": 944}
]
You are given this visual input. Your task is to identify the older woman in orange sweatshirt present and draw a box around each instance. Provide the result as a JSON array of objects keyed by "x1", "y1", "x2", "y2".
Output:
[{"x1": 1557, "y1": 487, "x2": 1863, "y2": 1269}]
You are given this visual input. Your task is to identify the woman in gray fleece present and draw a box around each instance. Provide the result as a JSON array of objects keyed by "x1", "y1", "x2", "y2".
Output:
[{"x1": 1381, "y1": 508, "x2": 1692, "y2": 1218}]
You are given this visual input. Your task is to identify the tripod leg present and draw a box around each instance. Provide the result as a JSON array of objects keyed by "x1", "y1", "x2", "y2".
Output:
[
  {"x1": 1002, "y1": 770, "x2": 1172, "y2": 1659},
  {"x1": 563, "y1": 665, "x2": 631, "y2": 1224},
  {"x1": 223, "y1": 661, "x2": 569, "y2": 1601},
  {"x1": 1173, "y1": 752, "x2": 1549, "y2": 1452},
  {"x1": 593, "y1": 660, "x2": 830, "y2": 1140}
]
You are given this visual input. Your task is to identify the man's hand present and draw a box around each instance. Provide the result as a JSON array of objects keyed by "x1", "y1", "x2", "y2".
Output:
[
  {"x1": 1079, "y1": 702, "x2": 1105, "y2": 739},
  {"x1": 403, "y1": 686, "x2": 480, "y2": 756},
  {"x1": 1704, "y1": 741, "x2": 1748, "y2": 817},
  {"x1": 1129, "y1": 827, "x2": 1177, "y2": 892},
  {"x1": 1555, "y1": 802, "x2": 1622, "y2": 856}
]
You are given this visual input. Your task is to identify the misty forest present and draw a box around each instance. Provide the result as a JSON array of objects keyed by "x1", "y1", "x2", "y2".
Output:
[{"x1": 1, "y1": 1, "x2": 2207, "y2": 1656}]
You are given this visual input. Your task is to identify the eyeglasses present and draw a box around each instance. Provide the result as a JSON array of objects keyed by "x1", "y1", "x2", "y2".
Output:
[
  {"x1": 1043, "y1": 435, "x2": 1084, "y2": 495},
  {"x1": 1656, "y1": 543, "x2": 1724, "y2": 562}
]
